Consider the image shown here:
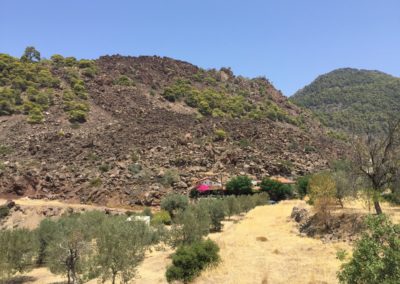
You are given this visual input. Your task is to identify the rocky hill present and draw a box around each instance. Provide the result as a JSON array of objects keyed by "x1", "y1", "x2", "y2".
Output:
[
  {"x1": 0, "y1": 51, "x2": 343, "y2": 206},
  {"x1": 291, "y1": 68, "x2": 400, "y2": 133}
]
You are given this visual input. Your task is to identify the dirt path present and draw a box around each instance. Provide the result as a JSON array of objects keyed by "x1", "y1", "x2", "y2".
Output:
[
  {"x1": 195, "y1": 200, "x2": 349, "y2": 284},
  {"x1": 0, "y1": 197, "x2": 127, "y2": 211}
]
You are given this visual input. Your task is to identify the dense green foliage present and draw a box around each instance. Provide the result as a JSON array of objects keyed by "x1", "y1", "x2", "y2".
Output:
[
  {"x1": 291, "y1": 68, "x2": 400, "y2": 133},
  {"x1": 260, "y1": 178, "x2": 293, "y2": 201},
  {"x1": 162, "y1": 79, "x2": 299, "y2": 123},
  {"x1": 225, "y1": 175, "x2": 253, "y2": 195},
  {"x1": 295, "y1": 175, "x2": 310, "y2": 199},
  {"x1": 338, "y1": 215, "x2": 400, "y2": 284},
  {"x1": 160, "y1": 193, "x2": 189, "y2": 218},
  {"x1": 0, "y1": 229, "x2": 38, "y2": 280},
  {"x1": 166, "y1": 239, "x2": 220, "y2": 284},
  {"x1": 198, "y1": 199, "x2": 226, "y2": 232},
  {"x1": 0, "y1": 204, "x2": 10, "y2": 220},
  {"x1": 95, "y1": 215, "x2": 153, "y2": 284}
]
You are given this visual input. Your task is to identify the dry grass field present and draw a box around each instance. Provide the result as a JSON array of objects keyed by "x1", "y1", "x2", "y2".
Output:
[{"x1": 10, "y1": 199, "x2": 400, "y2": 284}]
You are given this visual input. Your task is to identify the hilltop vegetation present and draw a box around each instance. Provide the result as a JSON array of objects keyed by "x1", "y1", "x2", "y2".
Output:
[
  {"x1": 291, "y1": 68, "x2": 400, "y2": 133},
  {"x1": 0, "y1": 47, "x2": 94, "y2": 123}
]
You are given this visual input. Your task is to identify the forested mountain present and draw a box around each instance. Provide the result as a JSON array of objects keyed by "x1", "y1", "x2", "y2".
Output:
[
  {"x1": 291, "y1": 68, "x2": 400, "y2": 133},
  {"x1": 0, "y1": 48, "x2": 343, "y2": 206}
]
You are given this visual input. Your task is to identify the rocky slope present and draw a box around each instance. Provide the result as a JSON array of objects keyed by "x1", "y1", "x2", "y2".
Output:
[
  {"x1": 291, "y1": 68, "x2": 400, "y2": 133},
  {"x1": 0, "y1": 54, "x2": 344, "y2": 206}
]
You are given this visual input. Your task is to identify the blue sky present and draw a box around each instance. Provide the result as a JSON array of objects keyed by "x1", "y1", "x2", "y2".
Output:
[{"x1": 1, "y1": 0, "x2": 400, "y2": 96}]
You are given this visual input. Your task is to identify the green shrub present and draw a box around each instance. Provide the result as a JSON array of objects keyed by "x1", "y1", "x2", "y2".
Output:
[
  {"x1": 160, "y1": 193, "x2": 189, "y2": 218},
  {"x1": 62, "y1": 90, "x2": 75, "y2": 101},
  {"x1": 260, "y1": 178, "x2": 293, "y2": 201},
  {"x1": 64, "y1": 57, "x2": 77, "y2": 67},
  {"x1": 214, "y1": 129, "x2": 227, "y2": 141},
  {"x1": 382, "y1": 192, "x2": 400, "y2": 205},
  {"x1": 338, "y1": 215, "x2": 400, "y2": 284},
  {"x1": 225, "y1": 176, "x2": 253, "y2": 195},
  {"x1": 166, "y1": 239, "x2": 220, "y2": 283},
  {"x1": 27, "y1": 107, "x2": 44, "y2": 124},
  {"x1": 89, "y1": 177, "x2": 102, "y2": 187},
  {"x1": 151, "y1": 210, "x2": 172, "y2": 225},
  {"x1": 50, "y1": 54, "x2": 65, "y2": 66},
  {"x1": 0, "y1": 205, "x2": 10, "y2": 220},
  {"x1": 114, "y1": 75, "x2": 134, "y2": 86},
  {"x1": 0, "y1": 144, "x2": 11, "y2": 156},
  {"x1": 159, "y1": 169, "x2": 180, "y2": 187},
  {"x1": 68, "y1": 109, "x2": 87, "y2": 123},
  {"x1": 98, "y1": 163, "x2": 110, "y2": 173},
  {"x1": 81, "y1": 67, "x2": 97, "y2": 78},
  {"x1": 77, "y1": 59, "x2": 94, "y2": 69},
  {"x1": 296, "y1": 175, "x2": 310, "y2": 199}
]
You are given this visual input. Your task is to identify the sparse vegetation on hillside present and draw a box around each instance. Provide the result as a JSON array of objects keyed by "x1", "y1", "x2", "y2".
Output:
[
  {"x1": 0, "y1": 47, "x2": 93, "y2": 124},
  {"x1": 162, "y1": 79, "x2": 299, "y2": 123}
]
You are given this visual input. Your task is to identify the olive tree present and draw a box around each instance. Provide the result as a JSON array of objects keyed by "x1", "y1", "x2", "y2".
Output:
[
  {"x1": 170, "y1": 205, "x2": 211, "y2": 246},
  {"x1": 161, "y1": 193, "x2": 189, "y2": 218},
  {"x1": 46, "y1": 215, "x2": 94, "y2": 284},
  {"x1": 95, "y1": 216, "x2": 153, "y2": 284},
  {"x1": 0, "y1": 229, "x2": 38, "y2": 281}
]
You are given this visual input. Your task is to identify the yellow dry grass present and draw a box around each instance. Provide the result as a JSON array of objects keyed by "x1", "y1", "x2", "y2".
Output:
[{"x1": 194, "y1": 200, "x2": 349, "y2": 284}]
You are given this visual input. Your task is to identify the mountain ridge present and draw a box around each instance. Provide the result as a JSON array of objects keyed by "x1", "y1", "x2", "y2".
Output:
[
  {"x1": 0, "y1": 52, "x2": 343, "y2": 206},
  {"x1": 290, "y1": 67, "x2": 400, "y2": 133}
]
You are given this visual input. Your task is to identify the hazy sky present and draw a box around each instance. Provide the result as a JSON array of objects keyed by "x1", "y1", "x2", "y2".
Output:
[{"x1": 2, "y1": 0, "x2": 400, "y2": 95}]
